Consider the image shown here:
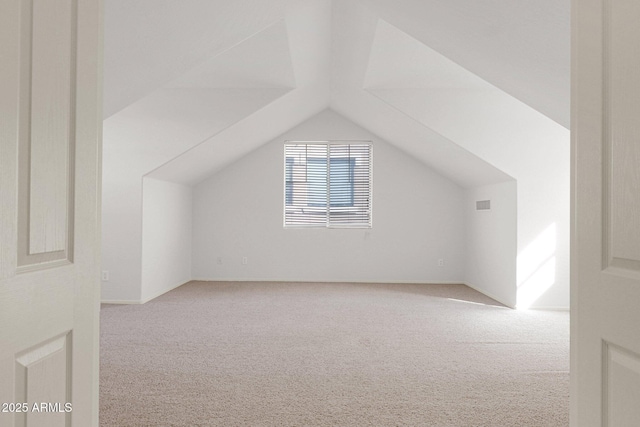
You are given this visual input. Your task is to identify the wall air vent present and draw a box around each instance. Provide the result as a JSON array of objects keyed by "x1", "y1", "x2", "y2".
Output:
[{"x1": 476, "y1": 200, "x2": 491, "y2": 211}]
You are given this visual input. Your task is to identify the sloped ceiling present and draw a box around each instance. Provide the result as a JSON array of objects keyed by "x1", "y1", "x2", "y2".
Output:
[
  {"x1": 362, "y1": 0, "x2": 570, "y2": 127},
  {"x1": 103, "y1": 0, "x2": 301, "y2": 118},
  {"x1": 103, "y1": 0, "x2": 569, "y2": 187}
]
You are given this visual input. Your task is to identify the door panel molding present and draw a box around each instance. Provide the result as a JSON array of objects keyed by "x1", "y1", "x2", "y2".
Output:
[
  {"x1": 1, "y1": 0, "x2": 101, "y2": 424},
  {"x1": 14, "y1": 331, "x2": 72, "y2": 427},
  {"x1": 601, "y1": 0, "x2": 640, "y2": 276},
  {"x1": 573, "y1": 0, "x2": 640, "y2": 424},
  {"x1": 603, "y1": 340, "x2": 640, "y2": 426},
  {"x1": 602, "y1": 0, "x2": 640, "y2": 277},
  {"x1": 17, "y1": 0, "x2": 78, "y2": 270}
]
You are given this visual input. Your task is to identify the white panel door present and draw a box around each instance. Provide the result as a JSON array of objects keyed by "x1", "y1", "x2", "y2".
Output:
[
  {"x1": 0, "y1": 0, "x2": 102, "y2": 426},
  {"x1": 572, "y1": 0, "x2": 640, "y2": 425}
]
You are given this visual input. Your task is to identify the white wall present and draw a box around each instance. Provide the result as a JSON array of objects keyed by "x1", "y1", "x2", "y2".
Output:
[
  {"x1": 101, "y1": 165, "x2": 143, "y2": 302},
  {"x1": 100, "y1": 88, "x2": 296, "y2": 303},
  {"x1": 465, "y1": 181, "x2": 517, "y2": 307},
  {"x1": 192, "y1": 110, "x2": 466, "y2": 283},
  {"x1": 370, "y1": 87, "x2": 570, "y2": 310},
  {"x1": 140, "y1": 178, "x2": 193, "y2": 303}
]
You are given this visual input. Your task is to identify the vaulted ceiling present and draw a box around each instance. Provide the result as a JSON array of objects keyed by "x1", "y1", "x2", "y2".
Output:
[{"x1": 103, "y1": 0, "x2": 569, "y2": 188}]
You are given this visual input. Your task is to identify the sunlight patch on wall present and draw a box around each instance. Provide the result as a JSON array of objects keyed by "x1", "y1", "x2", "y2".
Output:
[{"x1": 516, "y1": 223, "x2": 556, "y2": 309}]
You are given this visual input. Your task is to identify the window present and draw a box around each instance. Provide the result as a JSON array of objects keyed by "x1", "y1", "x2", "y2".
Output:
[{"x1": 284, "y1": 142, "x2": 372, "y2": 228}]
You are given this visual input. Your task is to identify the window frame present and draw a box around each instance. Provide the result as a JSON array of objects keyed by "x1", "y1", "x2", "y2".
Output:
[{"x1": 283, "y1": 140, "x2": 373, "y2": 229}]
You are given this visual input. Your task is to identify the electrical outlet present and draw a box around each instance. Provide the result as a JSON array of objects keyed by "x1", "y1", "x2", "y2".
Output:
[
  {"x1": 242, "y1": 256, "x2": 248, "y2": 265},
  {"x1": 101, "y1": 271, "x2": 110, "y2": 281},
  {"x1": 437, "y1": 259, "x2": 444, "y2": 267}
]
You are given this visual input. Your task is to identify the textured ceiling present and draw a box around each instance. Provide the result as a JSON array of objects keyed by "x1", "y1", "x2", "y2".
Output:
[{"x1": 103, "y1": 0, "x2": 569, "y2": 188}]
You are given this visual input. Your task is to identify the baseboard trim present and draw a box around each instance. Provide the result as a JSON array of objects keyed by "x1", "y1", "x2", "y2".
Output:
[
  {"x1": 101, "y1": 299, "x2": 142, "y2": 305},
  {"x1": 191, "y1": 277, "x2": 466, "y2": 285},
  {"x1": 101, "y1": 281, "x2": 189, "y2": 305},
  {"x1": 526, "y1": 306, "x2": 570, "y2": 312},
  {"x1": 101, "y1": 279, "x2": 568, "y2": 311},
  {"x1": 463, "y1": 281, "x2": 515, "y2": 309},
  {"x1": 140, "y1": 280, "x2": 188, "y2": 304}
]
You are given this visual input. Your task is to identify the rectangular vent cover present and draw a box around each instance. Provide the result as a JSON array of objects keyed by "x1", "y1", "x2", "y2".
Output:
[{"x1": 476, "y1": 200, "x2": 491, "y2": 211}]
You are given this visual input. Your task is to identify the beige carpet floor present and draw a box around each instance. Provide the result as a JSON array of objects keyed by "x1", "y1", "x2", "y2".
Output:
[{"x1": 100, "y1": 281, "x2": 569, "y2": 426}]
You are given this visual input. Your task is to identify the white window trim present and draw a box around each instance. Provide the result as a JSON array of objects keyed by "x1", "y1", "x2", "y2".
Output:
[{"x1": 283, "y1": 140, "x2": 373, "y2": 229}]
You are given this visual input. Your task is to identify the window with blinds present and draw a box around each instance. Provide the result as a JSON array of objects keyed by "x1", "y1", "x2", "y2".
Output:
[{"x1": 284, "y1": 142, "x2": 372, "y2": 228}]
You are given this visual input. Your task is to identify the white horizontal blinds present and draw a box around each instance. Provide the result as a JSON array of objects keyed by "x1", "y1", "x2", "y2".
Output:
[
  {"x1": 284, "y1": 142, "x2": 372, "y2": 228},
  {"x1": 285, "y1": 143, "x2": 328, "y2": 226},
  {"x1": 328, "y1": 143, "x2": 371, "y2": 227}
]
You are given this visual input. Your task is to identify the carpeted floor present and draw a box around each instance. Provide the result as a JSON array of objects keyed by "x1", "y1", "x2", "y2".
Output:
[{"x1": 100, "y1": 281, "x2": 569, "y2": 426}]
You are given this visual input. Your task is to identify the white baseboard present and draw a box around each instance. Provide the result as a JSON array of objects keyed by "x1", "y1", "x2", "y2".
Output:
[
  {"x1": 191, "y1": 277, "x2": 466, "y2": 285},
  {"x1": 461, "y1": 282, "x2": 569, "y2": 311},
  {"x1": 525, "y1": 306, "x2": 570, "y2": 312},
  {"x1": 140, "y1": 280, "x2": 188, "y2": 304},
  {"x1": 101, "y1": 299, "x2": 142, "y2": 305},
  {"x1": 101, "y1": 278, "x2": 568, "y2": 311},
  {"x1": 101, "y1": 280, "x2": 188, "y2": 305},
  {"x1": 463, "y1": 281, "x2": 515, "y2": 309}
]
